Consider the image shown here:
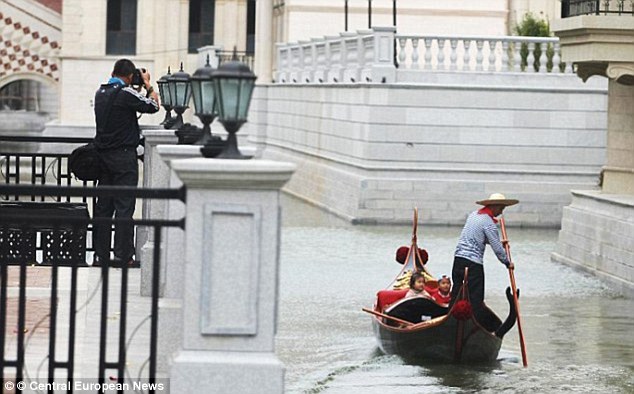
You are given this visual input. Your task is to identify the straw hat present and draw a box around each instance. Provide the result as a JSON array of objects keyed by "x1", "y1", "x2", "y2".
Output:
[{"x1": 476, "y1": 193, "x2": 519, "y2": 207}]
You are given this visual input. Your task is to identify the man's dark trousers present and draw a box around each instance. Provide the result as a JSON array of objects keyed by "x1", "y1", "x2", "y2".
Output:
[
  {"x1": 450, "y1": 256, "x2": 485, "y2": 313},
  {"x1": 93, "y1": 148, "x2": 138, "y2": 262}
]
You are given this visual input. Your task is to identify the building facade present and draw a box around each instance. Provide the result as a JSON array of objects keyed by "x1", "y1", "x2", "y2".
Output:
[{"x1": 2, "y1": 0, "x2": 563, "y2": 127}]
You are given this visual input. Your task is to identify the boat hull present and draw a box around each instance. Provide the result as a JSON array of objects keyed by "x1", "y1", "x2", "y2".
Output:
[{"x1": 372, "y1": 314, "x2": 502, "y2": 364}]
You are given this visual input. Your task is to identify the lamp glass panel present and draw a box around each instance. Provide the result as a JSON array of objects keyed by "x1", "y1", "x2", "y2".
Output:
[
  {"x1": 191, "y1": 80, "x2": 202, "y2": 114},
  {"x1": 158, "y1": 81, "x2": 172, "y2": 106},
  {"x1": 217, "y1": 78, "x2": 240, "y2": 121},
  {"x1": 175, "y1": 81, "x2": 191, "y2": 107},
  {"x1": 238, "y1": 79, "x2": 255, "y2": 119},
  {"x1": 201, "y1": 80, "x2": 216, "y2": 116},
  {"x1": 168, "y1": 82, "x2": 178, "y2": 108}
]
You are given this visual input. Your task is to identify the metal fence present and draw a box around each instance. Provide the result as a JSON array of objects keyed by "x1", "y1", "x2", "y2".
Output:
[
  {"x1": 0, "y1": 136, "x2": 185, "y2": 391},
  {"x1": 562, "y1": 0, "x2": 634, "y2": 17}
]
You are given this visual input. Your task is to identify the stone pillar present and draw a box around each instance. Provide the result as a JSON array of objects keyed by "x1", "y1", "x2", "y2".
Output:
[
  {"x1": 254, "y1": 0, "x2": 274, "y2": 83},
  {"x1": 602, "y1": 79, "x2": 634, "y2": 195},
  {"x1": 552, "y1": 16, "x2": 634, "y2": 295},
  {"x1": 138, "y1": 128, "x2": 178, "y2": 297},
  {"x1": 169, "y1": 158, "x2": 295, "y2": 393},
  {"x1": 155, "y1": 144, "x2": 201, "y2": 372}
]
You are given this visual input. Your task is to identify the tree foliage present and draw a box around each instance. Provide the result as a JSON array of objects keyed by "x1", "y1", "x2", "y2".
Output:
[{"x1": 514, "y1": 13, "x2": 559, "y2": 72}]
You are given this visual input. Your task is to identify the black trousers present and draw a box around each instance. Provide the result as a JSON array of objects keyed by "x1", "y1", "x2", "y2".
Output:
[
  {"x1": 450, "y1": 257, "x2": 485, "y2": 310},
  {"x1": 93, "y1": 148, "x2": 138, "y2": 261}
]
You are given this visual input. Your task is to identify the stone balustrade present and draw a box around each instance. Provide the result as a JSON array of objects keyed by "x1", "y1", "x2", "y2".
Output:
[
  {"x1": 274, "y1": 27, "x2": 573, "y2": 84},
  {"x1": 396, "y1": 35, "x2": 572, "y2": 73}
]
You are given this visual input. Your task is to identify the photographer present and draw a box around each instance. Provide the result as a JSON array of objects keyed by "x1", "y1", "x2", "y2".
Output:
[{"x1": 93, "y1": 58, "x2": 159, "y2": 265}]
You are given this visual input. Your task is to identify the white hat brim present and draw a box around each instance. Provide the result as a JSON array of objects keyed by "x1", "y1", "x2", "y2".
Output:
[{"x1": 476, "y1": 199, "x2": 519, "y2": 206}]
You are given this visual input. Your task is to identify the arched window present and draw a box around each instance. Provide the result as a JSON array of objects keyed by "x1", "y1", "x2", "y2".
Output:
[
  {"x1": 107, "y1": 0, "x2": 138, "y2": 55},
  {"x1": 0, "y1": 80, "x2": 39, "y2": 111},
  {"x1": 189, "y1": 0, "x2": 216, "y2": 53}
]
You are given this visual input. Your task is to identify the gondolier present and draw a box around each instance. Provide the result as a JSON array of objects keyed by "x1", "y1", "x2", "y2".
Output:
[
  {"x1": 450, "y1": 193, "x2": 519, "y2": 319},
  {"x1": 364, "y1": 208, "x2": 520, "y2": 364}
]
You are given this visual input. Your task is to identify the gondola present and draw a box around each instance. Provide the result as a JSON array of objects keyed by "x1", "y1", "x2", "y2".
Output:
[{"x1": 364, "y1": 209, "x2": 518, "y2": 364}]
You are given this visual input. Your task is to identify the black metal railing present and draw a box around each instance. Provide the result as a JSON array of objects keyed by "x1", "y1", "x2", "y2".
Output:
[
  {"x1": 2, "y1": 135, "x2": 120, "y2": 260},
  {"x1": 562, "y1": 0, "x2": 634, "y2": 17},
  {"x1": 0, "y1": 183, "x2": 185, "y2": 392}
]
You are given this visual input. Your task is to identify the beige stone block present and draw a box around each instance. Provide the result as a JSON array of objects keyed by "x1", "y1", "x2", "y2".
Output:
[{"x1": 602, "y1": 170, "x2": 634, "y2": 195}]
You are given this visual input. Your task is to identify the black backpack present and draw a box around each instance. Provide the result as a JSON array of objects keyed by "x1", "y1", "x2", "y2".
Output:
[
  {"x1": 68, "y1": 143, "x2": 101, "y2": 181},
  {"x1": 69, "y1": 85, "x2": 121, "y2": 181}
]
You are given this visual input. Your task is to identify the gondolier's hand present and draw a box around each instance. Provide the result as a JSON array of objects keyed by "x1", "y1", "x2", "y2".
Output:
[{"x1": 508, "y1": 262, "x2": 515, "y2": 270}]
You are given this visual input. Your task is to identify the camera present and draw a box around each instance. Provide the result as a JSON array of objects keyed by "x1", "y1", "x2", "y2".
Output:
[{"x1": 131, "y1": 68, "x2": 146, "y2": 87}]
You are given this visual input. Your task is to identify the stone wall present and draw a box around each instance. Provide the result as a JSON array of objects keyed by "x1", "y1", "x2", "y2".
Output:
[
  {"x1": 248, "y1": 72, "x2": 608, "y2": 226},
  {"x1": 552, "y1": 191, "x2": 634, "y2": 296}
]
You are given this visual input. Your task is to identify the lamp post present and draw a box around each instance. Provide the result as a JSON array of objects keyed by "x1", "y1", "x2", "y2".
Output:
[
  {"x1": 157, "y1": 67, "x2": 174, "y2": 127},
  {"x1": 166, "y1": 62, "x2": 191, "y2": 131},
  {"x1": 191, "y1": 55, "x2": 225, "y2": 157},
  {"x1": 212, "y1": 56, "x2": 257, "y2": 159}
]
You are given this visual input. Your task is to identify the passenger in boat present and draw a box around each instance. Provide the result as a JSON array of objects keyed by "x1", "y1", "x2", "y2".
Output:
[
  {"x1": 431, "y1": 276, "x2": 452, "y2": 307},
  {"x1": 405, "y1": 272, "x2": 433, "y2": 299},
  {"x1": 450, "y1": 193, "x2": 518, "y2": 316}
]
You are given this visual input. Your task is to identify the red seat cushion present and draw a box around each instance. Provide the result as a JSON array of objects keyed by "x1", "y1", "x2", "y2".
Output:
[{"x1": 376, "y1": 289, "x2": 408, "y2": 311}]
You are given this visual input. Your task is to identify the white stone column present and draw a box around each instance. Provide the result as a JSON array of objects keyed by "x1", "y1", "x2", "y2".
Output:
[
  {"x1": 602, "y1": 79, "x2": 634, "y2": 195},
  {"x1": 169, "y1": 158, "x2": 295, "y2": 393},
  {"x1": 138, "y1": 128, "x2": 178, "y2": 297},
  {"x1": 254, "y1": 0, "x2": 274, "y2": 82}
]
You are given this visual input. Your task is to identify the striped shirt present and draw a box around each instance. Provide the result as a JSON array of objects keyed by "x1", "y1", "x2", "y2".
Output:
[{"x1": 455, "y1": 210, "x2": 510, "y2": 266}]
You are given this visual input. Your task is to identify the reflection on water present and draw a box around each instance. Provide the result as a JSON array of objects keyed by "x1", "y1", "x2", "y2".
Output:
[{"x1": 277, "y1": 195, "x2": 634, "y2": 393}]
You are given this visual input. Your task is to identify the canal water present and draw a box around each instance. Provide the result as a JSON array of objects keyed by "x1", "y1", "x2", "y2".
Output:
[{"x1": 277, "y1": 196, "x2": 634, "y2": 393}]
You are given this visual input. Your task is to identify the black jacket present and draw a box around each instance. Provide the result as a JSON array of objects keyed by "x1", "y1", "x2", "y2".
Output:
[{"x1": 94, "y1": 83, "x2": 159, "y2": 150}]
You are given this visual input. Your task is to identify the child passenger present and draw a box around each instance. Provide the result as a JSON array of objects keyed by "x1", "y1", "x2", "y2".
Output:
[
  {"x1": 405, "y1": 272, "x2": 432, "y2": 299},
  {"x1": 431, "y1": 276, "x2": 452, "y2": 307}
]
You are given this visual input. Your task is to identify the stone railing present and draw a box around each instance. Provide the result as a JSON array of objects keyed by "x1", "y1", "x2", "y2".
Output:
[
  {"x1": 275, "y1": 26, "x2": 397, "y2": 84},
  {"x1": 396, "y1": 35, "x2": 573, "y2": 73},
  {"x1": 274, "y1": 27, "x2": 573, "y2": 84}
]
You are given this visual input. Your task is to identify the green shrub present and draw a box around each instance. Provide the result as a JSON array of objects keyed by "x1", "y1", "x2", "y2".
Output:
[{"x1": 514, "y1": 13, "x2": 561, "y2": 72}]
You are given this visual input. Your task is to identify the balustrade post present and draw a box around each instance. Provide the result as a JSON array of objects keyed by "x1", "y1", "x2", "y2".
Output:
[
  {"x1": 367, "y1": 27, "x2": 396, "y2": 83},
  {"x1": 398, "y1": 38, "x2": 407, "y2": 68},
  {"x1": 463, "y1": 39, "x2": 471, "y2": 71},
  {"x1": 169, "y1": 158, "x2": 296, "y2": 393},
  {"x1": 450, "y1": 39, "x2": 458, "y2": 71},
  {"x1": 552, "y1": 42, "x2": 562, "y2": 73},
  {"x1": 326, "y1": 35, "x2": 344, "y2": 82},
  {"x1": 424, "y1": 38, "x2": 433, "y2": 70},
  {"x1": 341, "y1": 31, "x2": 359, "y2": 82},
  {"x1": 488, "y1": 40, "x2": 498, "y2": 72},
  {"x1": 437, "y1": 39, "x2": 446, "y2": 70},
  {"x1": 274, "y1": 43, "x2": 285, "y2": 82},
  {"x1": 538, "y1": 41, "x2": 548, "y2": 73},
  {"x1": 313, "y1": 37, "x2": 328, "y2": 83},
  {"x1": 527, "y1": 42, "x2": 536, "y2": 72},
  {"x1": 476, "y1": 40, "x2": 484, "y2": 71},
  {"x1": 513, "y1": 40, "x2": 522, "y2": 72},
  {"x1": 299, "y1": 40, "x2": 314, "y2": 83},
  {"x1": 501, "y1": 40, "x2": 510, "y2": 72},
  {"x1": 411, "y1": 38, "x2": 420, "y2": 69}
]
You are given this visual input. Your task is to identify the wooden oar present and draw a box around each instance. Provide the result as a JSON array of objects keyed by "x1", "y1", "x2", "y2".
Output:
[
  {"x1": 499, "y1": 216, "x2": 528, "y2": 367},
  {"x1": 362, "y1": 308, "x2": 413, "y2": 327}
]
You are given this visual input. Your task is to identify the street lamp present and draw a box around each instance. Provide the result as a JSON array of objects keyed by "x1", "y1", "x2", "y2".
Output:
[
  {"x1": 191, "y1": 55, "x2": 224, "y2": 157},
  {"x1": 212, "y1": 55, "x2": 257, "y2": 159},
  {"x1": 157, "y1": 67, "x2": 174, "y2": 128},
  {"x1": 166, "y1": 62, "x2": 191, "y2": 130}
]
